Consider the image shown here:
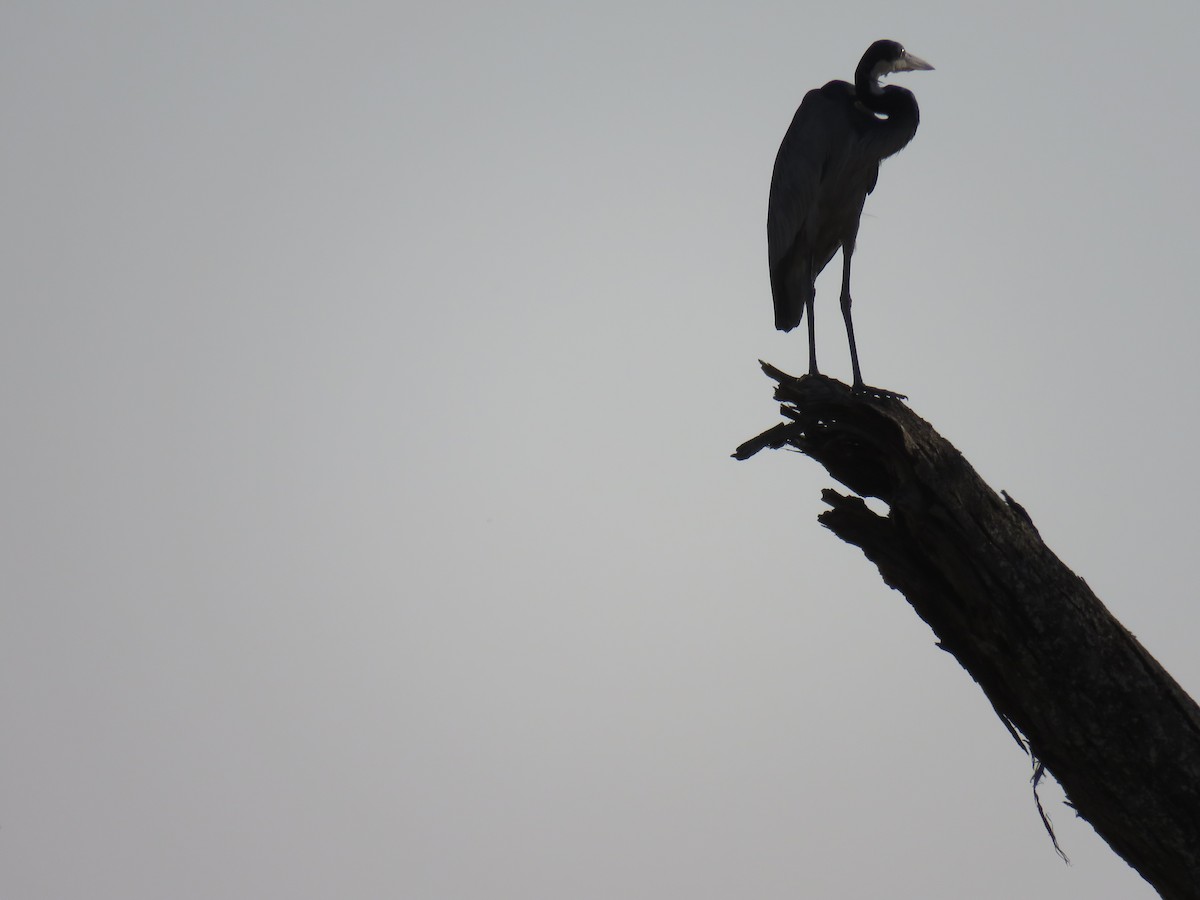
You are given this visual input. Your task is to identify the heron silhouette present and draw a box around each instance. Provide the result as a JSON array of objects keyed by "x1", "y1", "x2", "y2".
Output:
[{"x1": 768, "y1": 40, "x2": 933, "y2": 398}]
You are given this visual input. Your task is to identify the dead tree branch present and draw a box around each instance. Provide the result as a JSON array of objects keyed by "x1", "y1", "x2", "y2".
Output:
[{"x1": 735, "y1": 363, "x2": 1200, "y2": 899}]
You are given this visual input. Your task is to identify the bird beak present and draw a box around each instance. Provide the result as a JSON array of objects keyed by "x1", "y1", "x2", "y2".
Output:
[{"x1": 895, "y1": 50, "x2": 934, "y2": 72}]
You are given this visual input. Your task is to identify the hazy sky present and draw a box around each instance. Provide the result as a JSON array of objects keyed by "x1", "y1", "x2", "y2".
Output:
[{"x1": 4, "y1": 2, "x2": 1198, "y2": 898}]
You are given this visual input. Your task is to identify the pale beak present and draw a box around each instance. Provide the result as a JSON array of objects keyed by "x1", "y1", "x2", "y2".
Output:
[{"x1": 895, "y1": 50, "x2": 934, "y2": 72}]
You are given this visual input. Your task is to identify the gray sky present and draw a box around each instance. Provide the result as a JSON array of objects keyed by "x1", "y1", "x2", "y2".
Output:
[{"x1": 3, "y1": 2, "x2": 1197, "y2": 897}]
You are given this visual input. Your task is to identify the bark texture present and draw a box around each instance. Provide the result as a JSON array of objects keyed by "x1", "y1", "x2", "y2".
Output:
[{"x1": 735, "y1": 364, "x2": 1200, "y2": 899}]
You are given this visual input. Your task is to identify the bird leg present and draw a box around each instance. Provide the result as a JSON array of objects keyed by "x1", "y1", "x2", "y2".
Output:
[
  {"x1": 805, "y1": 289, "x2": 819, "y2": 376},
  {"x1": 839, "y1": 245, "x2": 866, "y2": 387},
  {"x1": 840, "y1": 246, "x2": 907, "y2": 400}
]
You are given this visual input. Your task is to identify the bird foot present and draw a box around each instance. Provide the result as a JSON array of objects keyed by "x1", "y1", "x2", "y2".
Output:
[{"x1": 851, "y1": 382, "x2": 907, "y2": 401}]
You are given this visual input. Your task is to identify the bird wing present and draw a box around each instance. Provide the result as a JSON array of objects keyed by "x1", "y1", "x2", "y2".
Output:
[{"x1": 767, "y1": 81, "x2": 857, "y2": 274}]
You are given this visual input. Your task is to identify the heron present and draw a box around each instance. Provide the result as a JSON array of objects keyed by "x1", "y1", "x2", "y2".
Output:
[{"x1": 767, "y1": 39, "x2": 933, "y2": 398}]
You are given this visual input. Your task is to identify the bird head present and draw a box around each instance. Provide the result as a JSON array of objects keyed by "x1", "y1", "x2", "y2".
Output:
[{"x1": 860, "y1": 40, "x2": 934, "y2": 89}]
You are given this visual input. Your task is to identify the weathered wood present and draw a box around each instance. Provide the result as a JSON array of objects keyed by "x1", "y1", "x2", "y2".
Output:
[{"x1": 735, "y1": 364, "x2": 1200, "y2": 899}]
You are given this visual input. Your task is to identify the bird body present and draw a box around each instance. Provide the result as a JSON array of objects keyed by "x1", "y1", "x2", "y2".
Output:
[
  {"x1": 767, "y1": 40, "x2": 932, "y2": 396},
  {"x1": 769, "y1": 80, "x2": 875, "y2": 331}
]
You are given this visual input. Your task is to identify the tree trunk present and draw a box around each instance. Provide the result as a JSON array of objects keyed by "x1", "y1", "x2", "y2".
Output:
[{"x1": 734, "y1": 364, "x2": 1200, "y2": 899}]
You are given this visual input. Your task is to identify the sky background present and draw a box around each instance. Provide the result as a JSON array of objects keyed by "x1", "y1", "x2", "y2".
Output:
[{"x1": 3, "y1": 2, "x2": 1197, "y2": 898}]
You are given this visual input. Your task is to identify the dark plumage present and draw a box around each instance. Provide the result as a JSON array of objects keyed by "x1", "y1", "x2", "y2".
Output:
[{"x1": 768, "y1": 39, "x2": 932, "y2": 397}]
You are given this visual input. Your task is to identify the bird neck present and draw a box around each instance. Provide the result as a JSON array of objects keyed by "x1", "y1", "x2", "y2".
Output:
[{"x1": 854, "y1": 76, "x2": 921, "y2": 159}]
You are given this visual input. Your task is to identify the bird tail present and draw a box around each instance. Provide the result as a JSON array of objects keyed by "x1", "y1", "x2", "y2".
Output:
[{"x1": 771, "y1": 264, "x2": 811, "y2": 333}]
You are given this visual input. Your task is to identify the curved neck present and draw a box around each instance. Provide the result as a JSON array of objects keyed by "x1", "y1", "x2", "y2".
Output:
[{"x1": 854, "y1": 68, "x2": 921, "y2": 159}]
